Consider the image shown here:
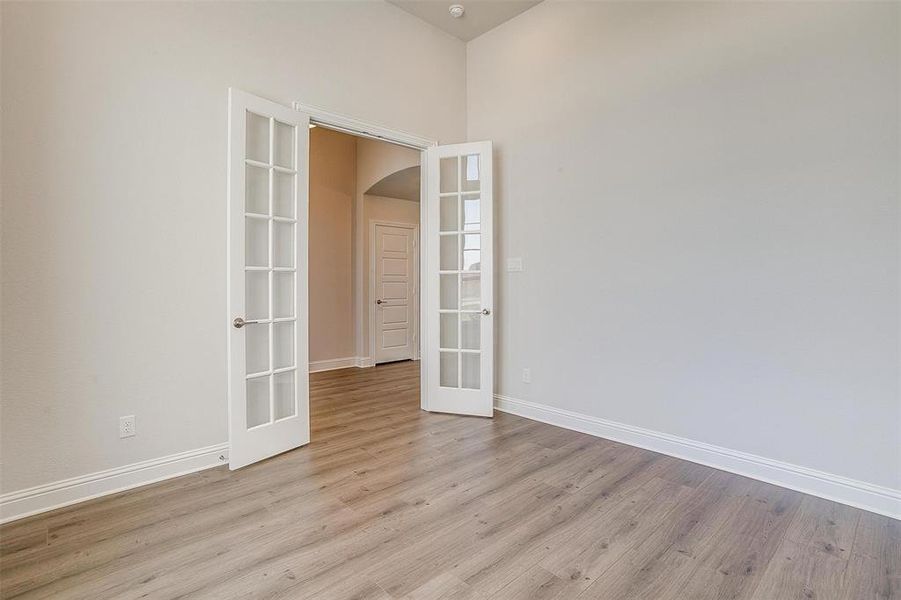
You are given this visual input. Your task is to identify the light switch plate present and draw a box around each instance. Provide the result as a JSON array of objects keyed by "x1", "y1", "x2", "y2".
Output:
[{"x1": 506, "y1": 257, "x2": 523, "y2": 272}]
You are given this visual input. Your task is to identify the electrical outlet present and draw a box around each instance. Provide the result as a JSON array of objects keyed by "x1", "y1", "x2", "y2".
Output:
[
  {"x1": 522, "y1": 368, "x2": 531, "y2": 384},
  {"x1": 506, "y1": 257, "x2": 524, "y2": 272},
  {"x1": 119, "y1": 415, "x2": 136, "y2": 438}
]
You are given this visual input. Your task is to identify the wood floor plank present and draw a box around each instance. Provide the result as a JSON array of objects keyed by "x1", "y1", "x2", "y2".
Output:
[
  {"x1": 750, "y1": 539, "x2": 848, "y2": 600},
  {"x1": 0, "y1": 361, "x2": 895, "y2": 600},
  {"x1": 489, "y1": 565, "x2": 566, "y2": 600}
]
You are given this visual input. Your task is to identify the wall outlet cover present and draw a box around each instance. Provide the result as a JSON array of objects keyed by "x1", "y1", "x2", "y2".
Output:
[{"x1": 119, "y1": 415, "x2": 136, "y2": 438}]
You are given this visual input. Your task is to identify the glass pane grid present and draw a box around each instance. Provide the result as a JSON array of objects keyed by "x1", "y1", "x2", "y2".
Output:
[
  {"x1": 244, "y1": 111, "x2": 298, "y2": 429},
  {"x1": 437, "y1": 153, "x2": 483, "y2": 391}
]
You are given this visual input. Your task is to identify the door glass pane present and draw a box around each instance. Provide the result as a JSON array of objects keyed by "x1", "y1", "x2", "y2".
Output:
[
  {"x1": 273, "y1": 221, "x2": 294, "y2": 268},
  {"x1": 245, "y1": 218, "x2": 268, "y2": 267},
  {"x1": 440, "y1": 196, "x2": 458, "y2": 232},
  {"x1": 462, "y1": 353, "x2": 480, "y2": 389},
  {"x1": 246, "y1": 376, "x2": 270, "y2": 428},
  {"x1": 440, "y1": 313, "x2": 458, "y2": 349},
  {"x1": 440, "y1": 351, "x2": 459, "y2": 388},
  {"x1": 273, "y1": 322, "x2": 294, "y2": 369},
  {"x1": 461, "y1": 313, "x2": 480, "y2": 350},
  {"x1": 463, "y1": 234, "x2": 480, "y2": 271},
  {"x1": 273, "y1": 171, "x2": 295, "y2": 218},
  {"x1": 461, "y1": 273, "x2": 480, "y2": 310},
  {"x1": 273, "y1": 272, "x2": 294, "y2": 318},
  {"x1": 440, "y1": 234, "x2": 459, "y2": 271},
  {"x1": 440, "y1": 274, "x2": 458, "y2": 309},
  {"x1": 273, "y1": 121, "x2": 294, "y2": 168},
  {"x1": 274, "y1": 371, "x2": 295, "y2": 419},
  {"x1": 462, "y1": 154, "x2": 480, "y2": 192},
  {"x1": 245, "y1": 324, "x2": 269, "y2": 375},
  {"x1": 440, "y1": 157, "x2": 459, "y2": 193},
  {"x1": 245, "y1": 271, "x2": 269, "y2": 321},
  {"x1": 463, "y1": 195, "x2": 480, "y2": 231},
  {"x1": 245, "y1": 165, "x2": 269, "y2": 214},
  {"x1": 246, "y1": 111, "x2": 270, "y2": 163}
]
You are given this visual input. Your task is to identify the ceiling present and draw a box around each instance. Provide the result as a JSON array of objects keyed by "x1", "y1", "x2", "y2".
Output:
[
  {"x1": 387, "y1": 0, "x2": 542, "y2": 42},
  {"x1": 366, "y1": 166, "x2": 421, "y2": 202}
]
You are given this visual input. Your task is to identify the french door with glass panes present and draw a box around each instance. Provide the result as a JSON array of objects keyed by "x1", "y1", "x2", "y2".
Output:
[
  {"x1": 425, "y1": 142, "x2": 493, "y2": 417},
  {"x1": 227, "y1": 89, "x2": 310, "y2": 469}
]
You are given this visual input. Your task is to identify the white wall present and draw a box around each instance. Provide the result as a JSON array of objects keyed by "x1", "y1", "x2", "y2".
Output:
[
  {"x1": 0, "y1": 1, "x2": 465, "y2": 494},
  {"x1": 468, "y1": 1, "x2": 900, "y2": 490}
]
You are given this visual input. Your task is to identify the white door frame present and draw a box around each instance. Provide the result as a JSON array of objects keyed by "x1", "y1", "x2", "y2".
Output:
[
  {"x1": 291, "y1": 102, "x2": 437, "y2": 412},
  {"x1": 369, "y1": 220, "x2": 420, "y2": 364}
]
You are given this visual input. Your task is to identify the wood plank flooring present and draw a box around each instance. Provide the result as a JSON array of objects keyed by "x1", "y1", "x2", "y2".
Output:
[{"x1": 1, "y1": 361, "x2": 897, "y2": 599}]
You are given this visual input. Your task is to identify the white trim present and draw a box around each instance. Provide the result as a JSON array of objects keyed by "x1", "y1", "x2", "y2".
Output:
[
  {"x1": 420, "y1": 154, "x2": 430, "y2": 411},
  {"x1": 292, "y1": 102, "x2": 437, "y2": 151},
  {"x1": 369, "y1": 220, "x2": 420, "y2": 365},
  {"x1": 0, "y1": 444, "x2": 229, "y2": 524},
  {"x1": 356, "y1": 356, "x2": 375, "y2": 368},
  {"x1": 494, "y1": 395, "x2": 901, "y2": 520},
  {"x1": 308, "y1": 357, "x2": 374, "y2": 372},
  {"x1": 309, "y1": 357, "x2": 359, "y2": 373}
]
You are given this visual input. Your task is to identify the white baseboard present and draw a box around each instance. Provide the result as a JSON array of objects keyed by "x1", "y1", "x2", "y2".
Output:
[
  {"x1": 0, "y1": 443, "x2": 229, "y2": 524},
  {"x1": 355, "y1": 356, "x2": 375, "y2": 368},
  {"x1": 494, "y1": 395, "x2": 900, "y2": 520},
  {"x1": 309, "y1": 357, "x2": 368, "y2": 373}
]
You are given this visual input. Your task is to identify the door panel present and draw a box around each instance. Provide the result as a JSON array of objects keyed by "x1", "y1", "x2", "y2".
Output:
[
  {"x1": 373, "y1": 223, "x2": 416, "y2": 364},
  {"x1": 228, "y1": 88, "x2": 310, "y2": 470},
  {"x1": 425, "y1": 142, "x2": 493, "y2": 417}
]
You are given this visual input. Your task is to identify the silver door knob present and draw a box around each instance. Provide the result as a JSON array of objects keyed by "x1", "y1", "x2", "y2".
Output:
[
  {"x1": 376, "y1": 299, "x2": 384, "y2": 305},
  {"x1": 481, "y1": 308, "x2": 491, "y2": 315},
  {"x1": 233, "y1": 317, "x2": 263, "y2": 328}
]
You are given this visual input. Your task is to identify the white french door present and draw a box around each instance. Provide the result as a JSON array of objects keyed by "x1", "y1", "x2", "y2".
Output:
[
  {"x1": 227, "y1": 89, "x2": 310, "y2": 469},
  {"x1": 425, "y1": 142, "x2": 493, "y2": 417}
]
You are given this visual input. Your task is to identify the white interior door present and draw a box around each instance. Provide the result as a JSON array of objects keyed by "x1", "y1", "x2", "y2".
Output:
[
  {"x1": 425, "y1": 142, "x2": 493, "y2": 417},
  {"x1": 228, "y1": 89, "x2": 310, "y2": 469},
  {"x1": 373, "y1": 223, "x2": 417, "y2": 364}
]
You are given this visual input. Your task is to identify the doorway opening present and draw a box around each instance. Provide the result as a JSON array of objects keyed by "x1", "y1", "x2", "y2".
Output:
[{"x1": 308, "y1": 126, "x2": 422, "y2": 435}]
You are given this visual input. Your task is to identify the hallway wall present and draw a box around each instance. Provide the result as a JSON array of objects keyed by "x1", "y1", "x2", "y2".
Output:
[{"x1": 309, "y1": 128, "x2": 357, "y2": 364}]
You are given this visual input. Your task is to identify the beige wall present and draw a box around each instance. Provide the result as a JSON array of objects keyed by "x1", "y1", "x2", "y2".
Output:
[
  {"x1": 468, "y1": 1, "x2": 900, "y2": 490},
  {"x1": 354, "y1": 138, "x2": 421, "y2": 360},
  {"x1": 309, "y1": 128, "x2": 356, "y2": 363},
  {"x1": 0, "y1": 0, "x2": 465, "y2": 494},
  {"x1": 308, "y1": 131, "x2": 421, "y2": 367}
]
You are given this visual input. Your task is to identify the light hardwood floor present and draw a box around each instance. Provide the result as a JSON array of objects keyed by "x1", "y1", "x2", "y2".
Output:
[{"x1": 1, "y1": 361, "x2": 897, "y2": 599}]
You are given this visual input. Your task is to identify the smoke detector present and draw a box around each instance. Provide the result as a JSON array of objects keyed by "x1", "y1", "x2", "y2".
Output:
[{"x1": 449, "y1": 4, "x2": 465, "y2": 19}]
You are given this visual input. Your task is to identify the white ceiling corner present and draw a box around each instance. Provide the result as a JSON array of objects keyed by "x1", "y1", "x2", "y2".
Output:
[{"x1": 386, "y1": 0, "x2": 543, "y2": 42}]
